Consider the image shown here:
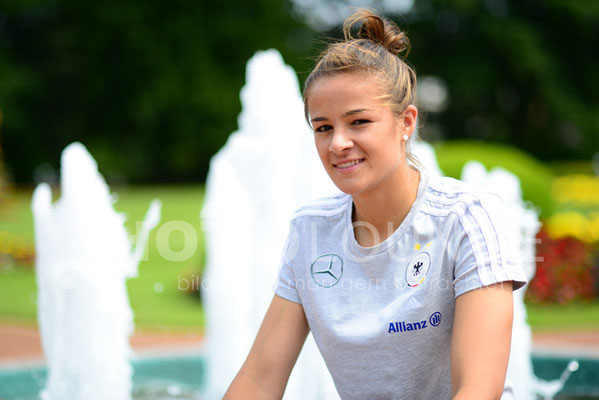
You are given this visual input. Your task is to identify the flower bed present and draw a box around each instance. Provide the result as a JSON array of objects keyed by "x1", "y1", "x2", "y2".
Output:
[
  {"x1": 527, "y1": 228, "x2": 598, "y2": 303},
  {"x1": 527, "y1": 174, "x2": 599, "y2": 304}
]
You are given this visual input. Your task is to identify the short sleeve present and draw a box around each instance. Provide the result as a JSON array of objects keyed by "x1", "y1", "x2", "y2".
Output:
[
  {"x1": 452, "y1": 193, "x2": 528, "y2": 298},
  {"x1": 272, "y1": 221, "x2": 302, "y2": 304}
]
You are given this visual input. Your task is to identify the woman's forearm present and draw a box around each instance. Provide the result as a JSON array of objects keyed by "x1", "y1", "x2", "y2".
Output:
[
  {"x1": 224, "y1": 368, "x2": 281, "y2": 400},
  {"x1": 452, "y1": 385, "x2": 502, "y2": 400}
]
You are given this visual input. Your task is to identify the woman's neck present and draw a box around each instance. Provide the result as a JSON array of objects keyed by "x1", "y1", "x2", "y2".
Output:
[{"x1": 352, "y1": 164, "x2": 421, "y2": 247}]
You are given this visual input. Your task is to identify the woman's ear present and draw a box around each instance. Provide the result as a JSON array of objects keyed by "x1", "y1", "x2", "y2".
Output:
[{"x1": 400, "y1": 105, "x2": 418, "y2": 137}]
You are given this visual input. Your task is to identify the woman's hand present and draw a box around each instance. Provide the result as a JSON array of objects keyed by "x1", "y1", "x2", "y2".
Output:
[
  {"x1": 223, "y1": 294, "x2": 310, "y2": 400},
  {"x1": 451, "y1": 281, "x2": 514, "y2": 400}
]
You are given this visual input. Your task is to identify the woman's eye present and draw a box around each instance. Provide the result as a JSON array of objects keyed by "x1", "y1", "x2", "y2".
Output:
[
  {"x1": 352, "y1": 119, "x2": 370, "y2": 125},
  {"x1": 315, "y1": 125, "x2": 332, "y2": 133}
]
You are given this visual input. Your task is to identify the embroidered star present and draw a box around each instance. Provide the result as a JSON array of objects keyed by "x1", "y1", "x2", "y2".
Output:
[{"x1": 414, "y1": 243, "x2": 421, "y2": 250}]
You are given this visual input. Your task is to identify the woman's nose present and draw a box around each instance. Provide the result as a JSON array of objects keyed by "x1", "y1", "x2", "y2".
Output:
[{"x1": 329, "y1": 128, "x2": 353, "y2": 154}]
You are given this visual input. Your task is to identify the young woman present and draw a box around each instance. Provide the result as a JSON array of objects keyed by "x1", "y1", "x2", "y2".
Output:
[{"x1": 224, "y1": 9, "x2": 526, "y2": 400}]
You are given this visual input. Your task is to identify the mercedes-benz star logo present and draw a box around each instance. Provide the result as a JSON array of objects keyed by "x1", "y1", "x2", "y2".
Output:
[{"x1": 310, "y1": 254, "x2": 343, "y2": 288}]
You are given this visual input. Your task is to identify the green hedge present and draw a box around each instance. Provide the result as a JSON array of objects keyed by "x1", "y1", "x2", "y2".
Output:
[{"x1": 433, "y1": 140, "x2": 555, "y2": 218}]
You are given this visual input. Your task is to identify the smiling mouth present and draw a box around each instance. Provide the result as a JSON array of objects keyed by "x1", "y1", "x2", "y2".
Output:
[{"x1": 334, "y1": 159, "x2": 365, "y2": 169}]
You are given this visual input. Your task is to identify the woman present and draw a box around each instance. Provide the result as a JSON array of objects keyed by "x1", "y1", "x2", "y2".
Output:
[{"x1": 225, "y1": 9, "x2": 526, "y2": 400}]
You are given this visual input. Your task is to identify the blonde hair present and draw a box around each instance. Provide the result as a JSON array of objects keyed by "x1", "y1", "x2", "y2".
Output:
[{"x1": 303, "y1": 9, "x2": 420, "y2": 162}]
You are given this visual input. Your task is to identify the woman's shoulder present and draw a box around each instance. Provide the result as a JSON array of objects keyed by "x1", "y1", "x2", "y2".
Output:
[
  {"x1": 423, "y1": 174, "x2": 508, "y2": 217},
  {"x1": 290, "y1": 192, "x2": 350, "y2": 221}
]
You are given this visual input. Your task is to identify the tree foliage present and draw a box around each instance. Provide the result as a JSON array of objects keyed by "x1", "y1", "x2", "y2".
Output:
[
  {"x1": 0, "y1": 0, "x2": 315, "y2": 182},
  {"x1": 400, "y1": 0, "x2": 599, "y2": 160},
  {"x1": 0, "y1": 0, "x2": 597, "y2": 183}
]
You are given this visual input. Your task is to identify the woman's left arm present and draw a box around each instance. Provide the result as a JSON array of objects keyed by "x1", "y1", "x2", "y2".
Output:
[{"x1": 451, "y1": 281, "x2": 514, "y2": 400}]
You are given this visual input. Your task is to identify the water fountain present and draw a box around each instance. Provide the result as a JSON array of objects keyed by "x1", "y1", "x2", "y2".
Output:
[
  {"x1": 201, "y1": 49, "x2": 340, "y2": 400},
  {"x1": 31, "y1": 142, "x2": 161, "y2": 400}
]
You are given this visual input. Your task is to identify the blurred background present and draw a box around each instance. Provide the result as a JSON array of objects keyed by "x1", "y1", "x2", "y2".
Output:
[{"x1": 0, "y1": 0, "x2": 598, "y2": 339}]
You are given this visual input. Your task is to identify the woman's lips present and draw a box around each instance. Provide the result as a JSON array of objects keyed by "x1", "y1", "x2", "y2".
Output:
[{"x1": 334, "y1": 158, "x2": 365, "y2": 172}]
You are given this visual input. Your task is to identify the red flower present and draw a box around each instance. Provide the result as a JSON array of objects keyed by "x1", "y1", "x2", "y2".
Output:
[{"x1": 526, "y1": 227, "x2": 597, "y2": 303}]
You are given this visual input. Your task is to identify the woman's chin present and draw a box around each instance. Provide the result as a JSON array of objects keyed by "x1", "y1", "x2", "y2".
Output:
[
  {"x1": 332, "y1": 182, "x2": 366, "y2": 196},
  {"x1": 325, "y1": 170, "x2": 371, "y2": 196}
]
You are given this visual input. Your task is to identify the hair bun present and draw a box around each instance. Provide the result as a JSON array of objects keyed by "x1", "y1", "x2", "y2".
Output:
[{"x1": 343, "y1": 9, "x2": 411, "y2": 57}]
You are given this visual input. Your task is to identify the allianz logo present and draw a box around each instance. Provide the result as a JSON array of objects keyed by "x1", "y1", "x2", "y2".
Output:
[{"x1": 388, "y1": 311, "x2": 442, "y2": 334}]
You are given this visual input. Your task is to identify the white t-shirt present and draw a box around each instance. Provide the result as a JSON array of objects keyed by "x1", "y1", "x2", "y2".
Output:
[{"x1": 273, "y1": 168, "x2": 527, "y2": 400}]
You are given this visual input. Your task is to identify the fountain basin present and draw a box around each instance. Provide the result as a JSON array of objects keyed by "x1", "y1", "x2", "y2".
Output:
[
  {"x1": 1, "y1": 354, "x2": 598, "y2": 400},
  {"x1": 0, "y1": 354, "x2": 204, "y2": 400}
]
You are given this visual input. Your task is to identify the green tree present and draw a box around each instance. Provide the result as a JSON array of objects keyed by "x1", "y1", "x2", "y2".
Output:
[
  {"x1": 0, "y1": 0, "x2": 315, "y2": 182},
  {"x1": 0, "y1": 107, "x2": 8, "y2": 203},
  {"x1": 2, "y1": 0, "x2": 597, "y2": 182},
  {"x1": 401, "y1": 0, "x2": 599, "y2": 160}
]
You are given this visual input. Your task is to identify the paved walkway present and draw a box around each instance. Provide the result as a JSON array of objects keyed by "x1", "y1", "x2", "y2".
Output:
[
  {"x1": 0, "y1": 324, "x2": 204, "y2": 368},
  {"x1": 531, "y1": 330, "x2": 599, "y2": 358},
  {"x1": 1, "y1": 324, "x2": 598, "y2": 368}
]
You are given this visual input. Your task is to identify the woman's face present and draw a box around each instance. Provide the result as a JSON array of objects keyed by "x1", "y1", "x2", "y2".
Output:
[{"x1": 307, "y1": 72, "x2": 414, "y2": 196}]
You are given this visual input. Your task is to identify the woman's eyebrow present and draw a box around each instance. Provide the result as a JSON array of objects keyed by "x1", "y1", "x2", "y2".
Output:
[
  {"x1": 310, "y1": 116, "x2": 328, "y2": 123},
  {"x1": 311, "y1": 108, "x2": 372, "y2": 123},
  {"x1": 343, "y1": 108, "x2": 371, "y2": 117}
]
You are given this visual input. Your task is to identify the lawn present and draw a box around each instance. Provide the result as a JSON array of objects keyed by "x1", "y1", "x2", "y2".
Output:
[
  {"x1": 1, "y1": 184, "x2": 598, "y2": 333},
  {"x1": 526, "y1": 301, "x2": 599, "y2": 332}
]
